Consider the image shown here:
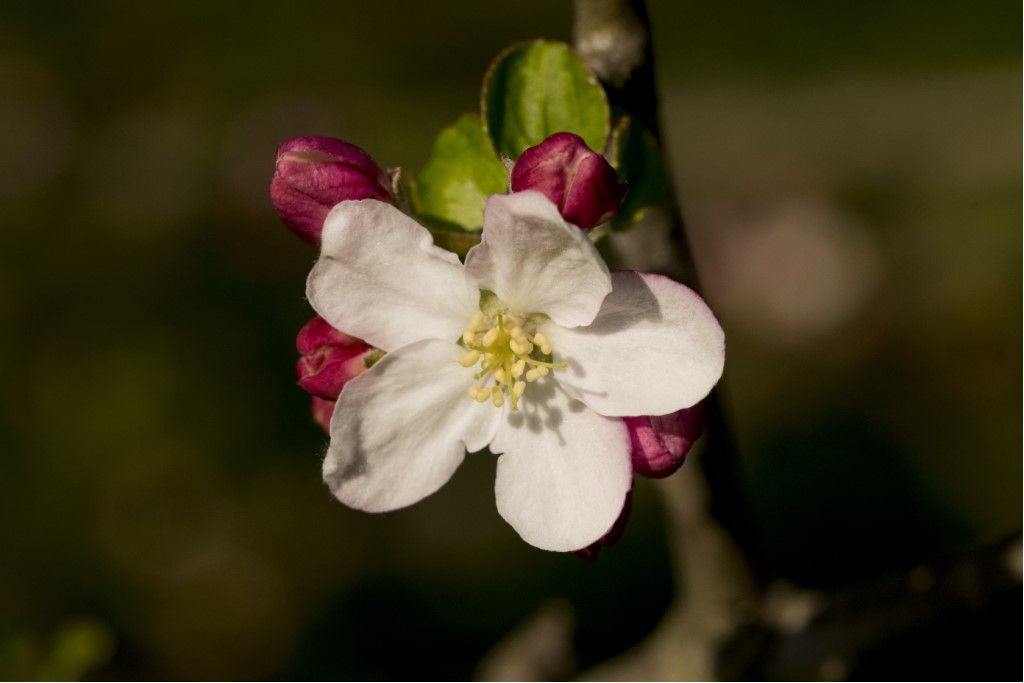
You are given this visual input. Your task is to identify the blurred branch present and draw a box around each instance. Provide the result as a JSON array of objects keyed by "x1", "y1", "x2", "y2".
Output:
[
  {"x1": 578, "y1": 457, "x2": 758, "y2": 680},
  {"x1": 719, "y1": 533, "x2": 1023, "y2": 679},
  {"x1": 576, "y1": 2, "x2": 761, "y2": 677},
  {"x1": 478, "y1": 3, "x2": 1021, "y2": 680},
  {"x1": 575, "y1": 0, "x2": 761, "y2": 571},
  {"x1": 476, "y1": 600, "x2": 576, "y2": 681},
  {"x1": 572, "y1": 2, "x2": 1022, "y2": 681}
]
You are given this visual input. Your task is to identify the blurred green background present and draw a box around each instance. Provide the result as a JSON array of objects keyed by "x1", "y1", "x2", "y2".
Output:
[{"x1": 0, "y1": 0, "x2": 1019, "y2": 678}]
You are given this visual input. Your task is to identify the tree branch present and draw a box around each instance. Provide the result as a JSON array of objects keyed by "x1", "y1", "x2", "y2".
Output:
[
  {"x1": 574, "y1": 0, "x2": 760, "y2": 574},
  {"x1": 569, "y1": 2, "x2": 1023, "y2": 680}
]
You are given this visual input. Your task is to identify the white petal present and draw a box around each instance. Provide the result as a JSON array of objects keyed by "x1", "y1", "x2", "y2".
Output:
[
  {"x1": 490, "y1": 379, "x2": 632, "y2": 551},
  {"x1": 465, "y1": 191, "x2": 611, "y2": 327},
  {"x1": 544, "y1": 271, "x2": 725, "y2": 417},
  {"x1": 307, "y1": 199, "x2": 480, "y2": 352},
  {"x1": 323, "y1": 339, "x2": 502, "y2": 512}
]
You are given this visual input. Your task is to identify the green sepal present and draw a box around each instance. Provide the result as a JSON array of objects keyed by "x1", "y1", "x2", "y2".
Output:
[
  {"x1": 481, "y1": 40, "x2": 610, "y2": 159},
  {"x1": 363, "y1": 349, "x2": 385, "y2": 369},
  {"x1": 478, "y1": 289, "x2": 504, "y2": 316}
]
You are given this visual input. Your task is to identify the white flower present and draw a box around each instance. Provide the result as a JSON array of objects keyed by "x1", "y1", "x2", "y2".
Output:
[{"x1": 307, "y1": 191, "x2": 725, "y2": 551}]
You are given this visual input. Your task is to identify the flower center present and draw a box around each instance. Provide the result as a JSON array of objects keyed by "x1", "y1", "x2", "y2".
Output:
[{"x1": 458, "y1": 308, "x2": 566, "y2": 412}]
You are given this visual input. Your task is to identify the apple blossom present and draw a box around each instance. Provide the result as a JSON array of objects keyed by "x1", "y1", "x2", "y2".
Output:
[
  {"x1": 311, "y1": 396, "x2": 336, "y2": 433},
  {"x1": 510, "y1": 132, "x2": 627, "y2": 230},
  {"x1": 627, "y1": 402, "x2": 705, "y2": 479},
  {"x1": 295, "y1": 316, "x2": 382, "y2": 432},
  {"x1": 296, "y1": 315, "x2": 376, "y2": 399},
  {"x1": 306, "y1": 190, "x2": 724, "y2": 552},
  {"x1": 270, "y1": 136, "x2": 392, "y2": 244}
]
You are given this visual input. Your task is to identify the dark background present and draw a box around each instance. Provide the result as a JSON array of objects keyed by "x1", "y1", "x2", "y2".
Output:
[{"x1": 0, "y1": 0, "x2": 1020, "y2": 678}]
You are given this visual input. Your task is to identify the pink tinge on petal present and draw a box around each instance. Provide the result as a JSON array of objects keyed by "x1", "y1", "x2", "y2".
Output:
[
  {"x1": 574, "y1": 490, "x2": 633, "y2": 561},
  {"x1": 311, "y1": 396, "x2": 335, "y2": 434},
  {"x1": 295, "y1": 316, "x2": 375, "y2": 400},
  {"x1": 270, "y1": 136, "x2": 392, "y2": 244},
  {"x1": 626, "y1": 401, "x2": 705, "y2": 479},
  {"x1": 510, "y1": 132, "x2": 626, "y2": 231}
]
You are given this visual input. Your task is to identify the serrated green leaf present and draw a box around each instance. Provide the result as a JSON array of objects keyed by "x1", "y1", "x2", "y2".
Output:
[
  {"x1": 412, "y1": 114, "x2": 508, "y2": 231},
  {"x1": 482, "y1": 40, "x2": 610, "y2": 159},
  {"x1": 606, "y1": 116, "x2": 668, "y2": 230}
]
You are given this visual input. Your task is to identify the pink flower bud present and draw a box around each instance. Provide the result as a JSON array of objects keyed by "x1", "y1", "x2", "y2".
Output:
[
  {"x1": 270, "y1": 136, "x2": 392, "y2": 244},
  {"x1": 574, "y1": 491, "x2": 632, "y2": 561},
  {"x1": 625, "y1": 402, "x2": 705, "y2": 479},
  {"x1": 296, "y1": 316, "x2": 374, "y2": 400},
  {"x1": 311, "y1": 396, "x2": 335, "y2": 433},
  {"x1": 510, "y1": 132, "x2": 627, "y2": 230}
]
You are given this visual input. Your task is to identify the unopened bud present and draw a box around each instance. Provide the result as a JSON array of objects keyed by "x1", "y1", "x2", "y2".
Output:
[
  {"x1": 271, "y1": 136, "x2": 391, "y2": 244},
  {"x1": 626, "y1": 402, "x2": 705, "y2": 479},
  {"x1": 311, "y1": 396, "x2": 335, "y2": 434},
  {"x1": 510, "y1": 132, "x2": 627, "y2": 230},
  {"x1": 296, "y1": 316, "x2": 375, "y2": 400}
]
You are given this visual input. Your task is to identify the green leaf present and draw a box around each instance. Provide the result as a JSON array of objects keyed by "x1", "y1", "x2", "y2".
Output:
[
  {"x1": 427, "y1": 226, "x2": 482, "y2": 259},
  {"x1": 482, "y1": 40, "x2": 610, "y2": 159},
  {"x1": 411, "y1": 114, "x2": 508, "y2": 231},
  {"x1": 606, "y1": 116, "x2": 668, "y2": 230}
]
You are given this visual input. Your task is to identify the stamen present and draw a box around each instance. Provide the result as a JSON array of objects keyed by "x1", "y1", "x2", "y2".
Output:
[
  {"x1": 524, "y1": 358, "x2": 566, "y2": 370},
  {"x1": 511, "y1": 381, "x2": 526, "y2": 398},
  {"x1": 510, "y1": 340, "x2": 533, "y2": 356},
  {"x1": 481, "y1": 327, "x2": 501, "y2": 347},
  {"x1": 459, "y1": 306, "x2": 566, "y2": 410},
  {"x1": 532, "y1": 332, "x2": 552, "y2": 355}
]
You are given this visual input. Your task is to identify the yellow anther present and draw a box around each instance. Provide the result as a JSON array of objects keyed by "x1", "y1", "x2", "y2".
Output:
[
  {"x1": 532, "y1": 332, "x2": 552, "y2": 355},
  {"x1": 510, "y1": 340, "x2": 534, "y2": 356},
  {"x1": 458, "y1": 349, "x2": 481, "y2": 367},
  {"x1": 481, "y1": 327, "x2": 501, "y2": 347},
  {"x1": 468, "y1": 311, "x2": 486, "y2": 331},
  {"x1": 461, "y1": 306, "x2": 564, "y2": 409},
  {"x1": 511, "y1": 381, "x2": 526, "y2": 398}
]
